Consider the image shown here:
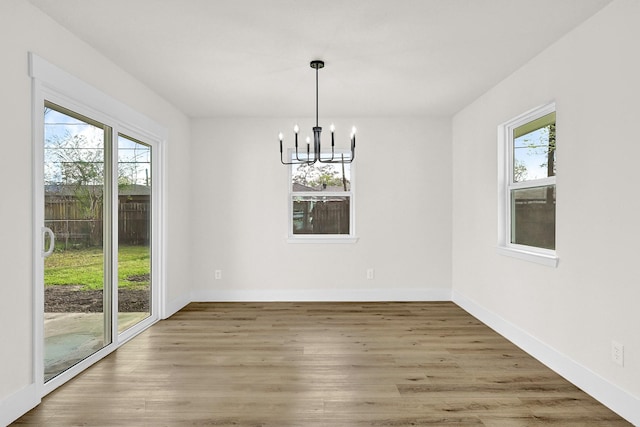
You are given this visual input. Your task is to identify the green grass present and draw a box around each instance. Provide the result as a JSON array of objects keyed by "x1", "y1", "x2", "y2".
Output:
[{"x1": 45, "y1": 245, "x2": 150, "y2": 290}]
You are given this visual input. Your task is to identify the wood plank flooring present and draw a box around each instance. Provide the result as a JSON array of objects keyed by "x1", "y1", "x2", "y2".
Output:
[{"x1": 14, "y1": 302, "x2": 631, "y2": 426}]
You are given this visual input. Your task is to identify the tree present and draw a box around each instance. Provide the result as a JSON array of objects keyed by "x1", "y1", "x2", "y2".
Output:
[
  {"x1": 514, "y1": 159, "x2": 528, "y2": 182},
  {"x1": 522, "y1": 124, "x2": 555, "y2": 176},
  {"x1": 522, "y1": 123, "x2": 556, "y2": 204},
  {"x1": 292, "y1": 163, "x2": 349, "y2": 189},
  {"x1": 545, "y1": 123, "x2": 556, "y2": 204},
  {"x1": 546, "y1": 123, "x2": 556, "y2": 178},
  {"x1": 45, "y1": 130, "x2": 105, "y2": 246}
]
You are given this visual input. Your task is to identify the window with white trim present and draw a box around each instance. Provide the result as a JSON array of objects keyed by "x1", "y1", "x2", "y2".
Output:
[
  {"x1": 288, "y1": 151, "x2": 355, "y2": 241},
  {"x1": 498, "y1": 102, "x2": 557, "y2": 265}
]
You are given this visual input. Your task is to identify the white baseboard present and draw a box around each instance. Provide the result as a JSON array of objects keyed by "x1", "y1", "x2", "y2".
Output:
[
  {"x1": 163, "y1": 293, "x2": 191, "y2": 319},
  {"x1": 452, "y1": 290, "x2": 639, "y2": 426},
  {"x1": 0, "y1": 383, "x2": 39, "y2": 427},
  {"x1": 192, "y1": 287, "x2": 452, "y2": 302}
]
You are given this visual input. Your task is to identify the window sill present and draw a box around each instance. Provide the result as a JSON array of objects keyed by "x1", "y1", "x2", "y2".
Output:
[
  {"x1": 496, "y1": 246, "x2": 558, "y2": 267},
  {"x1": 287, "y1": 236, "x2": 359, "y2": 244}
]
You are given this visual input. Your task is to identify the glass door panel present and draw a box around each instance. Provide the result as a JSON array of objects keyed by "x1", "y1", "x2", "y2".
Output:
[
  {"x1": 117, "y1": 134, "x2": 151, "y2": 333},
  {"x1": 43, "y1": 103, "x2": 112, "y2": 381}
]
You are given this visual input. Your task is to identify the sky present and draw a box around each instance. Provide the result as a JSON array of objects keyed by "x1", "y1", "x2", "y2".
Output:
[
  {"x1": 513, "y1": 126, "x2": 555, "y2": 182},
  {"x1": 44, "y1": 107, "x2": 151, "y2": 186}
]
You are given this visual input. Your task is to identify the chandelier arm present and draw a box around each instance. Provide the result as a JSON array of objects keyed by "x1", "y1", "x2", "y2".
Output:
[
  {"x1": 280, "y1": 152, "x2": 296, "y2": 165},
  {"x1": 280, "y1": 152, "x2": 319, "y2": 165},
  {"x1": 317, "y1": 144, "x2": 335, "y2": 163},
  {"x1": 293, "y1": 144, "x2": 318, "y2": 164},
  {"x1": 280, "y1": 134, "x2": 306, "y2": 165},
  {"x1": 281, "y1": 150, "x2": 301, "y2": 165},
  {"x1": 318, "y1": 144, "x2": 355, "y2": 164},
  {"x1": 330, "y1": 130, "x2": 335, "y2": 161},
  {"x1": 280, "y1": 138, "x2": 320, "y2": 165}
]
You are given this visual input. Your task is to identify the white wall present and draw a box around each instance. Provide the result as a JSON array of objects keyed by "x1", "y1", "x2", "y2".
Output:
[
  {"x1": 190, "y1": 117, "x2": 452, "y2": 301},
  {"x1": 0, "y1": 0, "x2": 191, "y2": 423},
  {"x1": 452, "y1": 0, "x2": 639, "y2": 422},
  {"x1": 7, "y1": 0, "x2": 637, "y2": 424}
]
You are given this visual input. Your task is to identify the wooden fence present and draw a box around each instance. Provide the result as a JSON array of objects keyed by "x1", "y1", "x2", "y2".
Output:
[
  {"x1": 45, "y1": 196, "x2": 150, "y2": 248},
  {"x1": 293, "y1": 199, "x2": 349, "y2": 234}
]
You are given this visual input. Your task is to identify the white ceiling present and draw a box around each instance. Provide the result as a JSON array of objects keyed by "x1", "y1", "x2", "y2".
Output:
[{"x1": 27, "y1": 0, "x2": 612, "y2": 118}]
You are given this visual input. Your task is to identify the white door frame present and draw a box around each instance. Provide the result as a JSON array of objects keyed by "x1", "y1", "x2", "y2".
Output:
[{"x1": 30, "y1": 53, "x2": 166, "y2": 397}]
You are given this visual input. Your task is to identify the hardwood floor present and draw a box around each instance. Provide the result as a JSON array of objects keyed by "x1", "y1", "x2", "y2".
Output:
[{"x1": 14, "y1": 302, "x2": 630, "y2": 426}]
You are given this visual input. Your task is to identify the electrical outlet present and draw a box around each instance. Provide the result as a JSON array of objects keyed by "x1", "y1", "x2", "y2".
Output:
[
  {"x1": 611, "y1": 340, "x2": 624, "y2": 366},
  {"x1": 366, "y1": 268, "x2": 374, "y2": 280},
  {"x1": 214, "y1": 270, "x2": 222, "y2": 280}
]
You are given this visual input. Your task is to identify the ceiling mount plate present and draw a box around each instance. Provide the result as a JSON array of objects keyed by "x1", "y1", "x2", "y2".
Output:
[{"x1": 310, "y1": 60, "x2": 325, "y2": 69}]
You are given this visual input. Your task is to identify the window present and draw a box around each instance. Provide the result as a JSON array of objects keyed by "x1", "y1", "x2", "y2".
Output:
[
  {"x1": 498, "y1": 102, "x2": 557, "y2": 266},
  {"x1": 288, "y1": 152, "x2": 356, "y2": 242}
]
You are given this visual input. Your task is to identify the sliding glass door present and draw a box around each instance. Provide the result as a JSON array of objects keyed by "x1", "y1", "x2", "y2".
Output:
[
  {"x1": 43, "y1": 103, "x2": 112, "y2": 381},
  {"x1": 41, "y1": 103, "x2": 155, "y2": 384},
  {"x1": 117, "y1": 135, "x2": 152, "y2": 333}
]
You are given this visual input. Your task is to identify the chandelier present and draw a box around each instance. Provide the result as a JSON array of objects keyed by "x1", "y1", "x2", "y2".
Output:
[{"x1": 279, "y1": 60, "x2": 356, "y2": 165}]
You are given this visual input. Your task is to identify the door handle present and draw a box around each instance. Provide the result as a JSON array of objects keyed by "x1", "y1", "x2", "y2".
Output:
[{"x1": 42, "y1": 226, "x2": 55, "y2": 258}]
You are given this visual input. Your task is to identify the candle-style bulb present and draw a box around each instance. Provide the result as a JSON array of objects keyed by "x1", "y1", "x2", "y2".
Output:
[
  {"x1": 306, "y1": 136, "x2": 311, "y2": 144},
  {"x1": 294, "y1": 124, "x2": 299, "y2": 134},
  {"x1": 330, "y1": 124, "x2": 335, "y2": 147},
  {"x1": 351, "y1": 126, "x2": 356, "y2": 150},
  {"x1": 278, "y1": 132, "x2": 283, "y2": 141}
]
